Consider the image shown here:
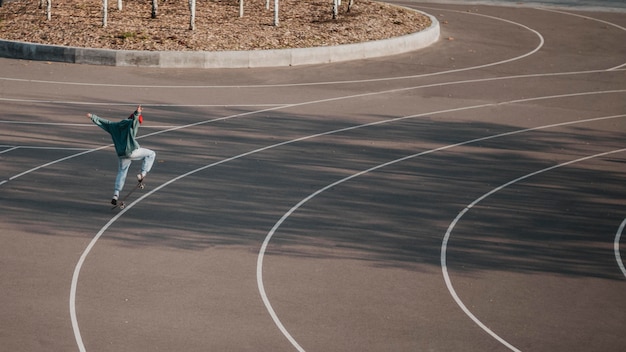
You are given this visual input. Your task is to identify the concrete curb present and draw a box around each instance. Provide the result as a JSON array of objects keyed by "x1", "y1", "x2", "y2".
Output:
[{"x1": 0, "y1": 12, "x2": 439, "y2": 68}]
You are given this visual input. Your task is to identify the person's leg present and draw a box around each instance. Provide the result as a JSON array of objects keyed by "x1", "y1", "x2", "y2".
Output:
[
  {"x1": 129, "y1": 148, "x2": 156, "y2": 179},
  {"x1": 114, "y1": 157, "x2": 132, "y2": 197}
]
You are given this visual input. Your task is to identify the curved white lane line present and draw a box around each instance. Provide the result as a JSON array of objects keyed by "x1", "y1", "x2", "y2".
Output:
[
  {"x1": 1, "y1": 68, "x2": 622, "y2": 110},
  {"x1": 0, "y1": 146, "x2": 20, "y2": 154},
  {"x1": 537, "y1": 8, "x2": 626, "y2": 71},
  {"x1": 8, "y1": 148, "x2": 108, "y2": 182},
  {"x1": 0, "y1": 97, "x2": 282, "y2": 107},
  {"x1": 0, "y1": 5, "x2": 606, "y2": 347},
  {"x1": 0, "y1": 105, "x2": 289, "y2": 185},
  {"x1": 0, "y1": 5, "x2": 545, "y2": 89},
  {"x1": 441, "y1": 148, "x2": 626, "y2": 352},
  {"x1": 0, "y1": 121, "x2": 184, "y2": 130},
  {"x1": 10, "y1": 79, "x2": 622, "y2": 184},
  {"x1": 3, "y1": 69, "x2": 624, "y2": 185},
  {"x1": 0, "y1": 78, "x2": 626, "y2": 186},
  {"x1": 0, "y1": 145, "x2": 91, "y2": 151},
  {"x1": 68, "y1": 85, "x2": 625, "y2": 350},
  {"x1": 615, "y1": 218, "x2": 626, "y2": 279},
  {"x1": 255, "y1": 114, "x2": 625, "y2": 351},
  {"x1": 0, "y1": 120, "x2": 93, "y2": 126},
  {"x1": 70, "y1": 212, "x2": 127, "y2": 352}
]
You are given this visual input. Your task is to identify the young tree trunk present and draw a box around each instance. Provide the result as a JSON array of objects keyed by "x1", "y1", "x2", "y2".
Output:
[
  {"x1": 117, "y1": 0, "x2": 122, "y2": 11},
  {"x1": 102, "y1": 0, "x2": 108, "y2": 27},
  {"x1": 151, "y1": 0, "x2": 158, "y2": 18},
  {"x1": 239, "y1": 0, "x2": 243, "y2": 18},
  {"x1": 347, "y1": 0, "x2": 354, "y2": 13},
  {"x1": 188, "y1": 0, "x2": 196, "y2": 30},
  {"x1": 332, "y1": 0, "x2": 338, "y2": 19},
  {"x1": 46, "y1": 0, "x2": 51, "y2": 20},
  {"x1": 273, "y1": 0, "x2": 278, "y2": 26}
]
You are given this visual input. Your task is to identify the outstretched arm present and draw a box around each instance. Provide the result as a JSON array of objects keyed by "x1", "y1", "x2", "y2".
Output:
[{"x1": 86, "y1": 113, "x2": 114, "y2": 133}]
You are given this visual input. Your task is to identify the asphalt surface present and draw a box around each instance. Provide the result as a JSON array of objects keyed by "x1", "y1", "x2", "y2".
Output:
[{"x1": 1, "y1": 2, "x2": 625, "y2": 351}]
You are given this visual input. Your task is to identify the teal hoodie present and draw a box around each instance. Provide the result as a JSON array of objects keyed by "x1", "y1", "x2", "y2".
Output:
[{"x1": 90, "y1": 111, "x2": 141, "y2": 157}]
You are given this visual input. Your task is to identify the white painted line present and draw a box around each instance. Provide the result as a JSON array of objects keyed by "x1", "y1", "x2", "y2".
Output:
[
  {"x1": 0, "y1": 72, "x2": 602, "y2": 349},
  {"x1": 0, "y1": 146, "x2": 20, "y2": 154},
  {"x1": 0, "y1": 68, "x2": 622, "y2": 114},
  {"x1": 0, "y1": 7, "x2": 545, "y2": 89},
  {"x1": 1, "y1": 105, "x2": 288, "y2": 184},
  {"x1": 256, "y1": 116, "x2": 625, "y2": 351},
  {"x1": 70, "y1": 209, "x2": 130, "y2": 352},
  {"x1": 0, "y1": 120, "x2": 93, "y2": 126},
  {"x1": 415, "y1": 0, "x2": 626, "y2": 12},
  {"x1": 441, "y1": 148, "x2": 626, "y2": 351},
  {"x1": 0, "y1": 97, "x2": 283, "y2": 107},
  {"x1": 0, "y1": 145, "x2": 90, "y2": 151},
  {"x1": 0, "y1": 121, "x2": 199, "y2": 130},
  {"x1": 611, "y1": 63, "x2": 626, "y2": 70},
  {"x1": 615, "y1": 218, "x2": 626, "y2": 279},
  {"x1": 0, "y1": 5, "x2": 615, "y2": 347},
  {"x1": 3, "y1": 77, "x2": 623, "y2": 185},
  {"x1": 0, "y1": 6, "x2": 619, "y2": 92},
  {"x1": 537, "y1": 8, "x2": 626, "y2": 71},
  {"x1": 68, "y1": 101, "x2": 625, "y2": 350},
  {"x1": 8, "y1": 148, "x2": 107, "y2": 181}
]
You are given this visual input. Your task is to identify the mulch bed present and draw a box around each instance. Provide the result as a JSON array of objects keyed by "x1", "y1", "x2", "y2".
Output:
[{"x1": 0, "y1": 0, "x2": 431, "y2": 51}]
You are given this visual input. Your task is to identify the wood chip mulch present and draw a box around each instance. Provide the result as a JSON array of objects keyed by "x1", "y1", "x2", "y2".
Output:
[{"x1": 0, "y1": 0, "x2": 431, "y2": 51}]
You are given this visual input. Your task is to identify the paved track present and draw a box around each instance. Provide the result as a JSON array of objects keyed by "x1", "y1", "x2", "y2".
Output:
[{"x1": 1, "y1": 2, "x2": 625, "y2": 351}]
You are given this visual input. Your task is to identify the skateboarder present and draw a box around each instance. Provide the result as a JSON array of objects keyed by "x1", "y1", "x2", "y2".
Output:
[{"x1": 86, "y1": 105, "x2": 156, "y2": 205}]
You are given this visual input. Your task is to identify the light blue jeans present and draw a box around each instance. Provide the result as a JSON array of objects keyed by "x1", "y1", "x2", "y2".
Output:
[{"x1": 114, "y1": 148, "x2": 156, "y2": 196}]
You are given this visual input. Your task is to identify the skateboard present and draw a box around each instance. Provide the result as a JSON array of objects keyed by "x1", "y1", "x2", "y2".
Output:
[{"x1": 111, "y1": 180, "x2": 145, "y2": 210}]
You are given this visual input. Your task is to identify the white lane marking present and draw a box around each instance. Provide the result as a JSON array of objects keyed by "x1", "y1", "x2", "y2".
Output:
[
  {"x1": 615, "y1": 218, "x2": 626, "y2": 279},
  {"x1": 0, "y1": 68, "x2": 622, "y2": 114},
  {"x1": 68, "y1": 91, "x2": 625, "y2": 350},
  {"x1": 4, "y1": 71, "x2": 622, "y2": 184},
  {"x1": 441, "y1": 148, "x2": 626, "y2": 352},
  {"x1": 0, "y1": 6, "x2": 545, "y2": 89},
  {"x1": 0, "y1": 146, "x2": 20, "y2": 154},
  {"x1": 0, "y1": 105, "x2": 289, "y2": 185},
  {"x1": 0, "y1": 97, "x2": 282, "y2": 107},
  {"x1": 0, "y1": 120, "x2": 204, "y2": 130},
  {"x1": 0, "y1": 145, "x2": 90, "y2": 151},
  {"x1": 255, "y1": 113, "x2": 625, "y2": 351},
  {"x1": 413, "y1": 0, "x2": 626, "y2": 13},
  {"x1": 0, "y1": 74, "x2": 594, "y2": 349},
  {"x1": 7, "y1": 148, "x2": 108, "y2": 182},
  {"x1": 3, "y1": 78, "x2": 624, "y2": 185},
  {"x1": 0, "y1": 5, "x2": 608, "y2": 350},
  {"x1": 1, "y1": 69, "x2": 623, "y2": 181},
  {"x1": 70, "y1": 212, "x2": 126, "y2": 352},
  {"x1": 537, "y1": 8, "x2": 626, "y2": 71}
]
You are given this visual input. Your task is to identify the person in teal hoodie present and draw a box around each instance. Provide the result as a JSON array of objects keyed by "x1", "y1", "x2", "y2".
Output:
[{"x1": 86, "y1": 105, "x2": 156, "y2": 205}]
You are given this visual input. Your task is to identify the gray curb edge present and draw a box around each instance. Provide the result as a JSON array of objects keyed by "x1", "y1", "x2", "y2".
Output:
[{"x1": 0, "y1": 12, "x2": 439, "y2": 68}]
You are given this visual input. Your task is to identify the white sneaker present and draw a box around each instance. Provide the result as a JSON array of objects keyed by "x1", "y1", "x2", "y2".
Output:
[{"x1": 137, "y1": 173, "x2": 145, "y2": 182}]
